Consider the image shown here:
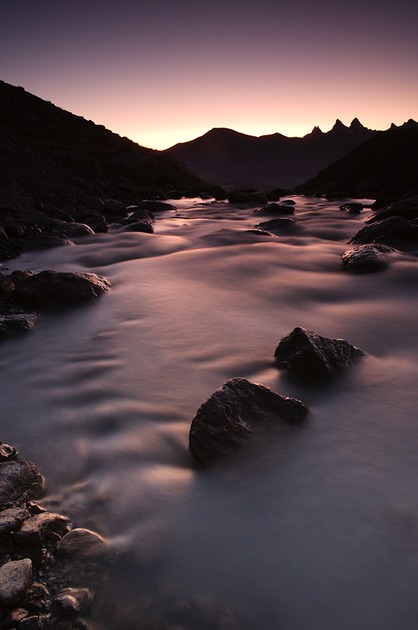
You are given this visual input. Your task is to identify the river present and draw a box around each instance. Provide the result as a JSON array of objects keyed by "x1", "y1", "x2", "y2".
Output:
[{"x1": 2, "y1": 196, "x2": 418, "y2": 629}]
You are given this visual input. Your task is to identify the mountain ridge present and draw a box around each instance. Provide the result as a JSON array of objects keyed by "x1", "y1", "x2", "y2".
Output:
[{"x1": 166, "y1": 119, "x2": 379, "y2": 190}]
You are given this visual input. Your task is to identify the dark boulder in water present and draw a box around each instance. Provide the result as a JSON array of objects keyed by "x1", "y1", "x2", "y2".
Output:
[
  {"x1": 340, "y1": 202, "x2": 364, "y2": 214},
  {"x1": 255, "y1": 217, "x2": 296, "y2": 231},
  {"x1": 342, "y1": 244, "x2": 395, "y2": 272},
  {"x1": 0, "y1": 313, "x2": 38, "y2": 336},
  {"x1": 349, "y1": 216, "x2": 418, "y2": 247},
  {"x1": 274, "y1": 327, "x2": 365, "y2": 382},
  {"x1": 11, "y1": 270, "x2": 111, "y2": 309},
  {"x1": 366, "y1": 195, "x2": 418, "y2": 224},
  {"x1": 189, "y1": 377, "x2": 308, "y2": 467}
]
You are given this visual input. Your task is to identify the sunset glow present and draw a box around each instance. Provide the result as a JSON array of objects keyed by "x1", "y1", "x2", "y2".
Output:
[{"x1": 1, "y1": 0, "x2": 417, "y2": 149}]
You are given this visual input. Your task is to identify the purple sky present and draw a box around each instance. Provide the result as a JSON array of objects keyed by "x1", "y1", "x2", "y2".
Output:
[{"x1": 1, "y1": 0, "x2": 417, "y2": 148}]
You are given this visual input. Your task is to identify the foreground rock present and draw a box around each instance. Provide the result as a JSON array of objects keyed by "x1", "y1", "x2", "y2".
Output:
[
  {"x1": 274, "y1": 327, "x2": 365, "y2": 382},
  {"x1": 0, "y1": 559, "x2": 33, "y2": 607},
  {"x1": 0, "y1": 461, "x2": 44, "y2": 509},
  {"x1": 349, "y1": 216, "x2": 418, "y2": 248},
  {"x1": 342, "y1": 244, "x2": 395, "y2": 271},
  {"x1": 189, "y1": 377, "x2": 308, "y2": 467}
]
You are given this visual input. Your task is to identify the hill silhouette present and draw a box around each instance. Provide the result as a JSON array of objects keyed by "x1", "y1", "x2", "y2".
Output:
[
  {"x1": 296, "y1": 121, "x2": 418, "y2": 200},
  {"x1": 0, "y1": 81, "x2": 215, "y2": 215},
  {"x1": 165, "y1": 119, "x2": 375, "y2": 190}
]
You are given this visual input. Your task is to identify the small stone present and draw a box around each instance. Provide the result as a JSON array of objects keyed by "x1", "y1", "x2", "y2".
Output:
[
  {"x1": 14, "y1": 512, "x2": 71, "y2": 545},
  {"x1": 24, "y1": 581, "x2": 51, "y2": 613},
  {"x1": 0, "y1": 507, "x2": 30, "y2": 535},
  {"x1": 53, "y1": 587, "x2": 93, "y2": 618},
  {"x1": 0, "y1": 558, "x2": 33, "y2": 606},
  {"x1": 0, "y1": 442, "x2": 18, "y2": 461},
  {"x1": 57, "y1": 528, "x2": 109, "y2": 562}
]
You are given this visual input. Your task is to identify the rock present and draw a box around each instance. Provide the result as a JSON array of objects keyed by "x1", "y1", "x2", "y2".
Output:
[
  {"x1": 0, "y1": 461, "x2": 45, "y2": 509},
  {"x1": 14, "y1": 512, "x2": 70, "y2": 545},
  {"x1": 57, "y1": 528, "x2": 109, "y2": 562},
  {"x1": 24, "y1": 581, "x2": 51, "y2": 613},
  {"x1": 349, "y1": 216, "x2": 418, "y2": 247},
  {"x1": 11, "y1": 271, "x2": 111, "y2": 309},
  {"x1": 123, "y1": 209, "x2": 155, "y2": 224},
  {"x1": 342, "y1": 244, "x2": 395, "y2": 271},
  {"x1": 0, "y1": 443, "x2": 18, "y2": 462},
  {"x1": 340, "y1": 202, "x2": 364, "y2": 213},
  {"x1": 255, "y1": 217, "x2": 296, "y2": 231},
  {"x1": 53, "y1": 587, "x2": 93, "y2": 618},
  {"x1": 82, "y1": 214, "x2": 108, "y2": 234},
  {"x1": 227, "y1": 190, "x2": 268, "y2": 205},
  {"x1": 16, "y1": 613, "x2": 51, "y2": 628},
  {"x1": 124, "y1": 220, "x2": 154, "y2": 233},
  {"x1": 0, "y1": 507, "x2": 29, "y2": 535},
  {"x1": 135, "y1": 200, "x2": 176, "y2": 212},
  {"x1": 274, "y1": 327, "x2": 365, "y2": 382},
  {"x1": 266, "y1": 188, "x2": 292, "y2": 201},
  {"x1": 0, "y1": 558, "x2": 33, "y2": 606},
  {"x1": 189, "y1": 377, "x2": 308, "y2": 467},
  {"x1": 253, "y1": 203, "x2": 295, "y2": 216},
  {"x1": 0, "y1": 313, "x2": 38, "y2": 336},
  {"x1": 366, "y1": 195, "x2": 418, "y2": 224},
  {"x1": 22, "y1": 234, "x2": 70, "y2": 252},
  {"x1": 52, "y1": 222, "x2": 95, "y2": 238}
]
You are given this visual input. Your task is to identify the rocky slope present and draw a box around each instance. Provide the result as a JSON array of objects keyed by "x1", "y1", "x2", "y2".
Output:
[
  {"x1": 296, "y1": 121, "x2": 418, "y2": 201},
  {"x1": 0, "y1": 80, "x2": 217, "y2": 218}
]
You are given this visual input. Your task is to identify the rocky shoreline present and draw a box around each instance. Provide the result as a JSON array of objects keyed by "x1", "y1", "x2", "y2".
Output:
[{"x1": 0, "y1": 443, "x2": 112, "y2": 629}]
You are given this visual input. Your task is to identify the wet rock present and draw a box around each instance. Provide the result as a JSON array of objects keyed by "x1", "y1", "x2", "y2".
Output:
[
  {"x1": 340, "y1": 202, "x2": 364, "y2": 213},
  {"x1": 53, "y1": 587, "x2": 93, "y2": 618},
  {"x1": 57, "y1": 528, "x2": 109, "y2": 562},
  {"x1": 22, "y1": 234, "x2": 70, "y2": 252},
  {"x1": 227, "y1": 190, "x2": 267, "y2": 205},
  {"x1": 342, "y1": 244, "x2": 395, "y2": 271},
  {"x1": 135, "y1": 200, "x2": 176, "y2": 212},
  {"x1": 0, "y1": 507, "x2": 29, "y2": 535},
  {"x1": 17, "y1": 613, "x2": 51, "y2": 628},
  {"x1": 52, "y1": 222, "x2": 95, "y2": 238},
  {"x1": 189, "y1": 377, "x2": 308, "y2": 467},
  {"x1": 82, "y1": 214, "x2": 108, "y2": 234},
  {"x1": 0, "y1": 443, "x2": 18, "y2": 462},
  {"x1": 274, "y1": 327, "x2": 365, "y2": 382},
  {"x1": 0, "y1": 461, "x2": 45, "y2": 509},
  {"x1": 253, "y1": 202, "x2": 295, "y2": 215},
  {"x1": 11, "y1": 271, "x2": 111, "y2": 309},
  {"x1": 349, "y1": 216, "x2": 418, "y2": 247},
  {"x1": 366, "y1": 195, "x2": 418, "y2": 224},
  {"x1": 14, "y1": 512, "x2": 71, "y2": 546},
  {"x1": 124, "y1": 220, "x2": 154, "y2": 233},
  {"x1": 24, "y1": 581, "x2": 51, "y2": 613},
  {"x1": 0, "y1": 558, "x2": 33, "y2": 606},
  {"x1": 0, "y1": 313, "x2": 38, "y2": 336},
  {"x1": 255, "y1": 217, "x2": 296, "y2": 231}
]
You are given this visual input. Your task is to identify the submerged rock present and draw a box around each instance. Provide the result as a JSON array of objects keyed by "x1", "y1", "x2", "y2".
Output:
[
  {"x1": 274, "y1": 327, "x2": 365, "y2": 382},
  {"x1": 11, "y1": 270, "x2": 111, "y2": 309},
  {"x1": 342, "y1": 244, "x2": 395, "y2": 271},
  {"x1": 255, "y1": 217, "x2": 296, "y2": 231},
  {"x1": 189, "y1": 377, "x2": 308, "y2": 467},
  {"x1": 0, "y1": 313, "x2": 38, "y2": 336},
  {"x1": 340, "y1": 202, "x2": 364, "y2": 214}
]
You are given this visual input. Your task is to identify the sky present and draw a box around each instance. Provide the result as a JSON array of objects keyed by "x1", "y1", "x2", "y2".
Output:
[{"x1": 1, "y1": 0, "x2": 418, "y2": 150}]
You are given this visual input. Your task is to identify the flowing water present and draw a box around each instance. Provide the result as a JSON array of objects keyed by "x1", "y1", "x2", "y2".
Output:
[{"x1": 2, "y1": 197, "x2": 418, "y2": 629}]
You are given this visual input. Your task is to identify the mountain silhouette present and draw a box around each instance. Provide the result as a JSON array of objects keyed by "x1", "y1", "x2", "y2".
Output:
[
  {"x1": 165, "y1": 119, "x2": 375, "y2": 190},
  {"x1": 296, "y1": 120, "x2": 418, "y2": 200},
  {"x1": 0, "y1": 81, "x2": 215, "y2": 213}
]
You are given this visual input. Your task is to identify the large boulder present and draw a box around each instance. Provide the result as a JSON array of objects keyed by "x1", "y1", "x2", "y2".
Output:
[
  {"x1": 189, "y1": 377, "x2": 308, "y2": 467},
  {"x1": 274, "y1": 327, "x2": 365, "y2": 382},
  {"x1": 0, "y1": 461, "x2": 45, "y2": 509},
  {"x1": 0, "y1": 558, "x2": 33, "y2": 606},
  {"x1": 349, "y1": 216, "x2": 418, "y2": 247},
  {"x1": 11, "y1": 270, "x2": 111, "y2": 309},
  {"x1": 366, "y1": 195, "x2": 418, "y2": 224}
]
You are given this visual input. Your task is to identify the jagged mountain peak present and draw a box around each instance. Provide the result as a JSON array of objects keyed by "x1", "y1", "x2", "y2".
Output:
[
  {"x1": 331, "y1": 119, "x2": 349, "y2": 132},
  {"x1": 350, "y1": 117, "x2": 365, "y2": 130}
]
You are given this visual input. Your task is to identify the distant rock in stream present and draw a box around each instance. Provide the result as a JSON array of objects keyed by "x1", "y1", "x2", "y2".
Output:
[
  {"x1": 274, "y1": 327, "x2": 365, "y2": 382},
  {"x1": 189, "y1": 377, "x2": 308, "y2": 467}
]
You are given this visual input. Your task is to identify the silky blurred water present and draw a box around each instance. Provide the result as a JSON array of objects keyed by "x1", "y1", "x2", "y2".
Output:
[{"x1": 2, "y1": 197, "x2": 418, "y2": 629}]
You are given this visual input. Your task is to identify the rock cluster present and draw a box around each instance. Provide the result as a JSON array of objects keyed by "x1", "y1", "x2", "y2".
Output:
[{"x1": 0, "y1": 442, "x2": 109, "y2": 629}]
